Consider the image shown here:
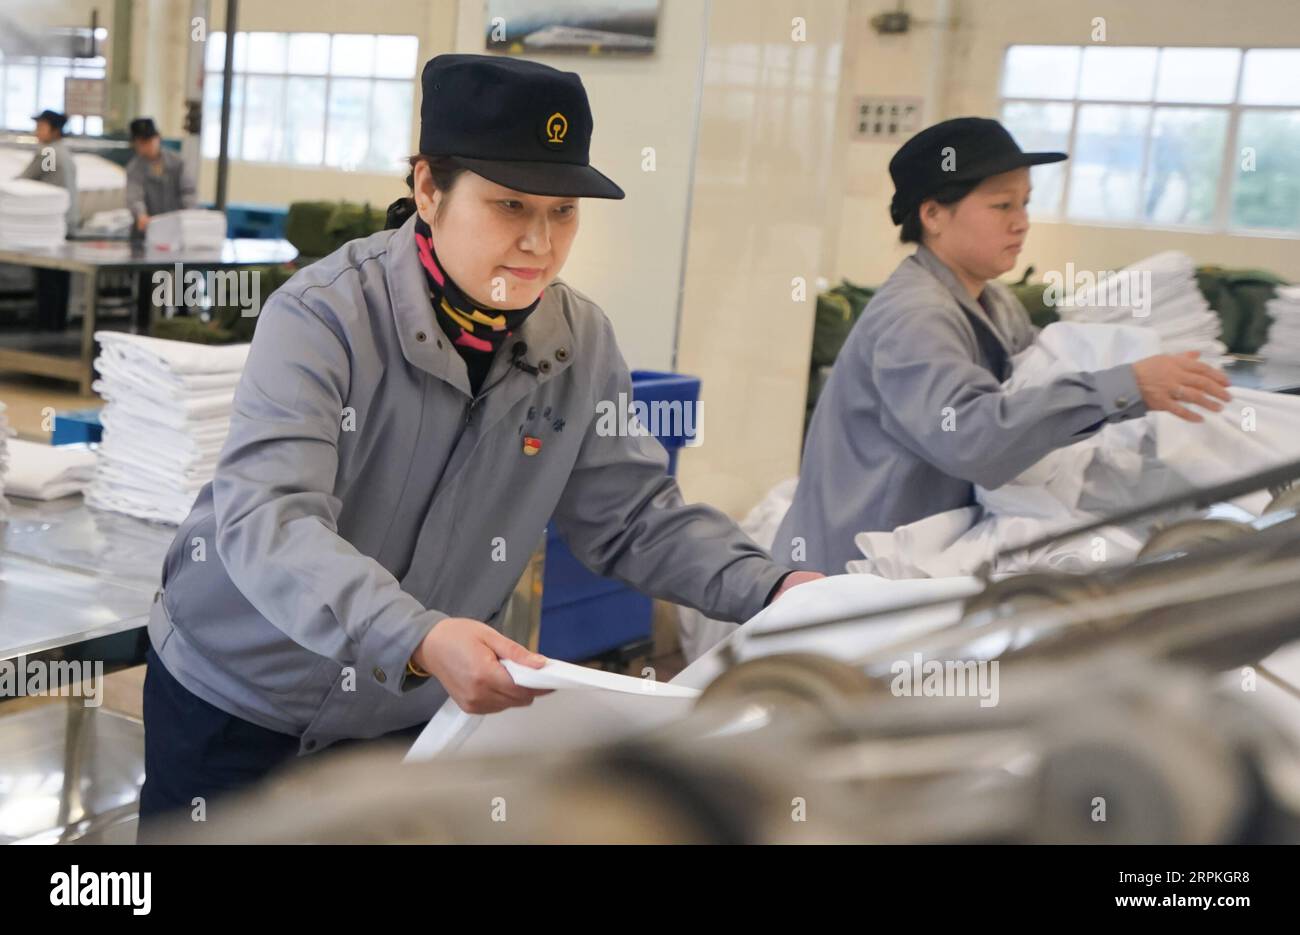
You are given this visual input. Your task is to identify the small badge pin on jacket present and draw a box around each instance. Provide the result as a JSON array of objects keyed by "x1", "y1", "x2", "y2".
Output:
[{"x1": 523, "y1": 436, "x2": 542, "y2": 456}]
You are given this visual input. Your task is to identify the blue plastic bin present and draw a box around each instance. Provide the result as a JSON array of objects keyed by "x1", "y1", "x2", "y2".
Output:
[
  {"x1": 52, "y1": 408, "x2": 103, "y2": 445},
  {"x1": 225, "y1": 203, "x2": 289, "y2": 240},
  {"x1": 537, "y1": 370, "x2": 701, "y2": 661}
]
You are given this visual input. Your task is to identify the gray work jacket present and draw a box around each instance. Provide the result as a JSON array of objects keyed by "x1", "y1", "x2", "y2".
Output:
[
  {"x1": 125, "y1": 147, "x2": 197, "y2": 219},
  {"x1": 149, "y1": 213, "x2": 789, "y2": 753},
  {"x1": 20, "y1": 139, "x2": 78, "y2": 229},
  {"x1": 775, "y1": 244, "x2": 1148, "y2": 574}
]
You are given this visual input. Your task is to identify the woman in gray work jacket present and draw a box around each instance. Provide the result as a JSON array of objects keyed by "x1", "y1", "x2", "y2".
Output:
[
  {"x1": 776, "y1": 117, "x2": 1232, "y2": 575},
  {"x1": 138, "y1": 54, "x2": 819, "y2": 829}
]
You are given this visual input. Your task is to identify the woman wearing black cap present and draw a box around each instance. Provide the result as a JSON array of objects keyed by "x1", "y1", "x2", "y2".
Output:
[
  {"x1": 137, "y1": 53, "x2": 818, "y2": 835},
  {"x1": 776, "y1": 117, "x2": 1232, "y2": 575}
]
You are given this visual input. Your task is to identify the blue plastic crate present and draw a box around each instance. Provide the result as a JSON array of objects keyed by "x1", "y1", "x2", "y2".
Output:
[
  {"x1": 537, "y1": 588, "x2": 652, "y2": 660},
  {"x1": 538, "y1": 370, "x2": 700, "y2": 661},
  {"x1": 52, "y1": 408, "x2": 103, "y2": 445},
  {"x1": 225, "y1": 203, "x2": 289, "y2": 240},
  {"x1": 628, "y1": 370, "x2": 702, "y2": 449}
]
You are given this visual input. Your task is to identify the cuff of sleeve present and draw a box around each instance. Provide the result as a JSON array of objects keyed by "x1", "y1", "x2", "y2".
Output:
[
  {"x1": 1093, "y1": 364, "x2": 1148, "y2": 423},
  {"x1": 764, "y1": 571, "x2": 796, "y2": 607},
  {"x1": 750, "y1": 564, "x2": 796, "y2": 619},
  {"x1": 357, "y1": 608, "x2": 446, "y2": 697}
]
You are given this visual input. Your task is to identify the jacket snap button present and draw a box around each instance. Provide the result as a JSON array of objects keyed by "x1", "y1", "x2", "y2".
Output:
[
  {"x1": 372, "y1": 666, "x2": 387, "y2": 683},
  {"x1": 539, "y1": 359, "x2": 552, "y2": 373},
  {"x1": 415, "y1": 331, "x2": 427, "y2": 342},
  {"x1": 556, "y1": 347, "x2": 569, "y2": 361},
  {"x1": 304, "y1": 739, "x2": 318, "y2": 751}
]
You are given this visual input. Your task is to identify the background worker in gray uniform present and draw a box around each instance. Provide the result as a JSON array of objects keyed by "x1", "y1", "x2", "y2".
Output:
[
  {"x1": 125, "y1": 117, "x2": 198, "y2": 330},
  {"x1": 125, "y1": 116, "x2": 197, "y2": 232},
  {"x1": 776, "y1": 118, "x2": 1232, "y2": 575},
  {"x1": 19, "y1": 109, "x2": 78, "y2": 331}
]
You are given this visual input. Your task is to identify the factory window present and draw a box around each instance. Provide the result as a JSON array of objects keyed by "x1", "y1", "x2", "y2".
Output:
[
  {"x1": 203, "y1": 31, "x2": 419, "y2": 173},
  {"x1": 1000, "y1": 45, "x2": 1300, "y2": 236},
  {"x1": 0, "y1": 27, "x2": 108, "y2": 135}
]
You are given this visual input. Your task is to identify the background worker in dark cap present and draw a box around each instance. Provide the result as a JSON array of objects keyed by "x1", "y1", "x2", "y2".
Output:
[
  {"x1": 775, "y1": 116, "x2": 1232, "y2": 575},
  {"x1": 125, "y1": 117, "x2": 197, "y2": 329},
  {"x1": 19, "y1": 110, "x2": 78, "y2": 331},
  {"x1": 125, "y1": 117, "x2": 197, "y2": 233},
  {"x1": 138, "y1": 53, "x2": 818, "y2": 836}
]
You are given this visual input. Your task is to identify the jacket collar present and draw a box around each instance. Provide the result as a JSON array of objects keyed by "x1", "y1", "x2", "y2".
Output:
[
  {"x1": 386, "y1": 212, "x2": 575, "y2": 399},
  {"x1": 911, "y1": 243, "x2": 1013, "y2": 359}
]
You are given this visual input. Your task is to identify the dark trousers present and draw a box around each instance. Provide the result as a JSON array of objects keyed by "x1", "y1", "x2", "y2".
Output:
[
  {"x1": 137, "y1": 647, "x2": 423, "y2": 843},
  {"x1": 34, "y1": 268, "x2": 70, "y2": 332}
]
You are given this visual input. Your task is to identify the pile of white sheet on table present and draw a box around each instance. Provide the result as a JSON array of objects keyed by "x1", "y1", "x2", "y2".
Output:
[
  {"x1": 1058, "y1": 250, "x2": 1227, "y2": 363},
  {"x1": 0, "y1": 179, "x2": 68, "y2": 248},
  {"x1": 85, "y1": 332, "x2": 249, "y2": 523},
  {"x1": 82, "y1": 207, "x2": 134, "y2": 237},
  {"x1": 1259, "y1": 285, "x2": 1300, "y2": 364},
  {"x1": 3, "y1": 438, "x2": 97, "y2": 500},
  {"x1": 144, "y1": 209, "x2": 226, "y2": 250},
  {"x1": 851, "y1": 320, "x2": 1300, "y2": 579}
]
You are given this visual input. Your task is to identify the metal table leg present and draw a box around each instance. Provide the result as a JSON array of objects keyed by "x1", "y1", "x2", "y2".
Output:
[
  {"x1": 79, "y1": 267, "x2": 99, "y2": 394},
  {"x1": 55, "y1": 697, "x2": 93, "y2": 842}
]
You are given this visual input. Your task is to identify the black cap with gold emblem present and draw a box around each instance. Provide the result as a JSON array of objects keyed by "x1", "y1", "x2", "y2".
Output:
[{"x1": 418, "y1": 53, "x2": 624, "y2": 200}]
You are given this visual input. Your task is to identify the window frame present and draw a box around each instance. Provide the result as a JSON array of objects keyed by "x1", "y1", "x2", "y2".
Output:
[
  {"x1": 1000, "y1": 44, "x2": 1300, "y2": 239},
  {"x1": 203, "y1": 30, "x2": 418, "y2": 173},
  {"x1": 0, "y1": 26, "x2": 108, "y2": 134}
]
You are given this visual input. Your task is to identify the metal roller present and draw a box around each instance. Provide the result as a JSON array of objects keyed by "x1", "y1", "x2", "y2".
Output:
[
  {"x1": 696, "y1": 652, "x2": 879, "y2": 723},
  {"x1": 956, "y1": 572, "x2": 1113, "y2": 654},
  {"x1": 1137, "y1": 515, "x2": 1257, "y2": 561}
]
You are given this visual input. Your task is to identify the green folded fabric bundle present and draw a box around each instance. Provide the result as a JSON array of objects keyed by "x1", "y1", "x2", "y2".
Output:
[
  {"x1": 807, "y1": 279, "x2": 877, "y2": 432},
  {"x1": 1195, "y1": 266, "x2": 1289, "y2": 355}
]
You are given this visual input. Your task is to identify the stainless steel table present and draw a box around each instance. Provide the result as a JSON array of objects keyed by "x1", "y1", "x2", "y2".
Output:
[
  {"x1": 0, "y1": 494, "x2": 174, "y2": 843},
  {"x1": 0, "y1": 237, "x2": 297, "y2": 392}
]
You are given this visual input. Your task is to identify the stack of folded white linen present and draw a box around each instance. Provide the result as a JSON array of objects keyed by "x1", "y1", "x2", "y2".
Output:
[
  {"x1": 0, "y1": 179, "x2": 69, "y2": 248},
  {"x1": 1059, "y1": 250, "x2": 1228, "y2": 363},
  {"x1": 851, "y1": 321, "x2": 1300, "y2": 579},
  {"x1": 85, "y1": 331, "x2": 249, "y2": 523},
  {"x1": 1259, "y1": 285, "x2": 1300, "y2": 365},
  {"x1": 144, "y1": 209, "x2": 227, "y2": 250},
  {"x1": 3, "y1": 438, "x2": 97, "y2": 500}
]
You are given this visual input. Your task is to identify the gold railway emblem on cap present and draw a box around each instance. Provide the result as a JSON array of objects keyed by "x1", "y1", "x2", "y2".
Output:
[{"x1": 545, "y1": 112, "x2": 568, "y2": 144}]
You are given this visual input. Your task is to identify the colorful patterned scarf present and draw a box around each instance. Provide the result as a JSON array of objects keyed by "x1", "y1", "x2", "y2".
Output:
[{"x1": 413, "y1": 217, "x2": 541, "y2": 391}]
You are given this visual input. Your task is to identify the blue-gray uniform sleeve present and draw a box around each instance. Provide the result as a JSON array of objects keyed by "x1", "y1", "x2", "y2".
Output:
[
  {"x1": 124, "y1": 158, "x2": 147, "y2": 219},
  {"x1": 551, "y1": 336, "x2": 791, "y2": 624},
  {"x1": 211, "y1": 292, "x2": 444, "y2": 695},
  {"x1": 869, "y1": 304, "x2": 1147, "y2": 490}
]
